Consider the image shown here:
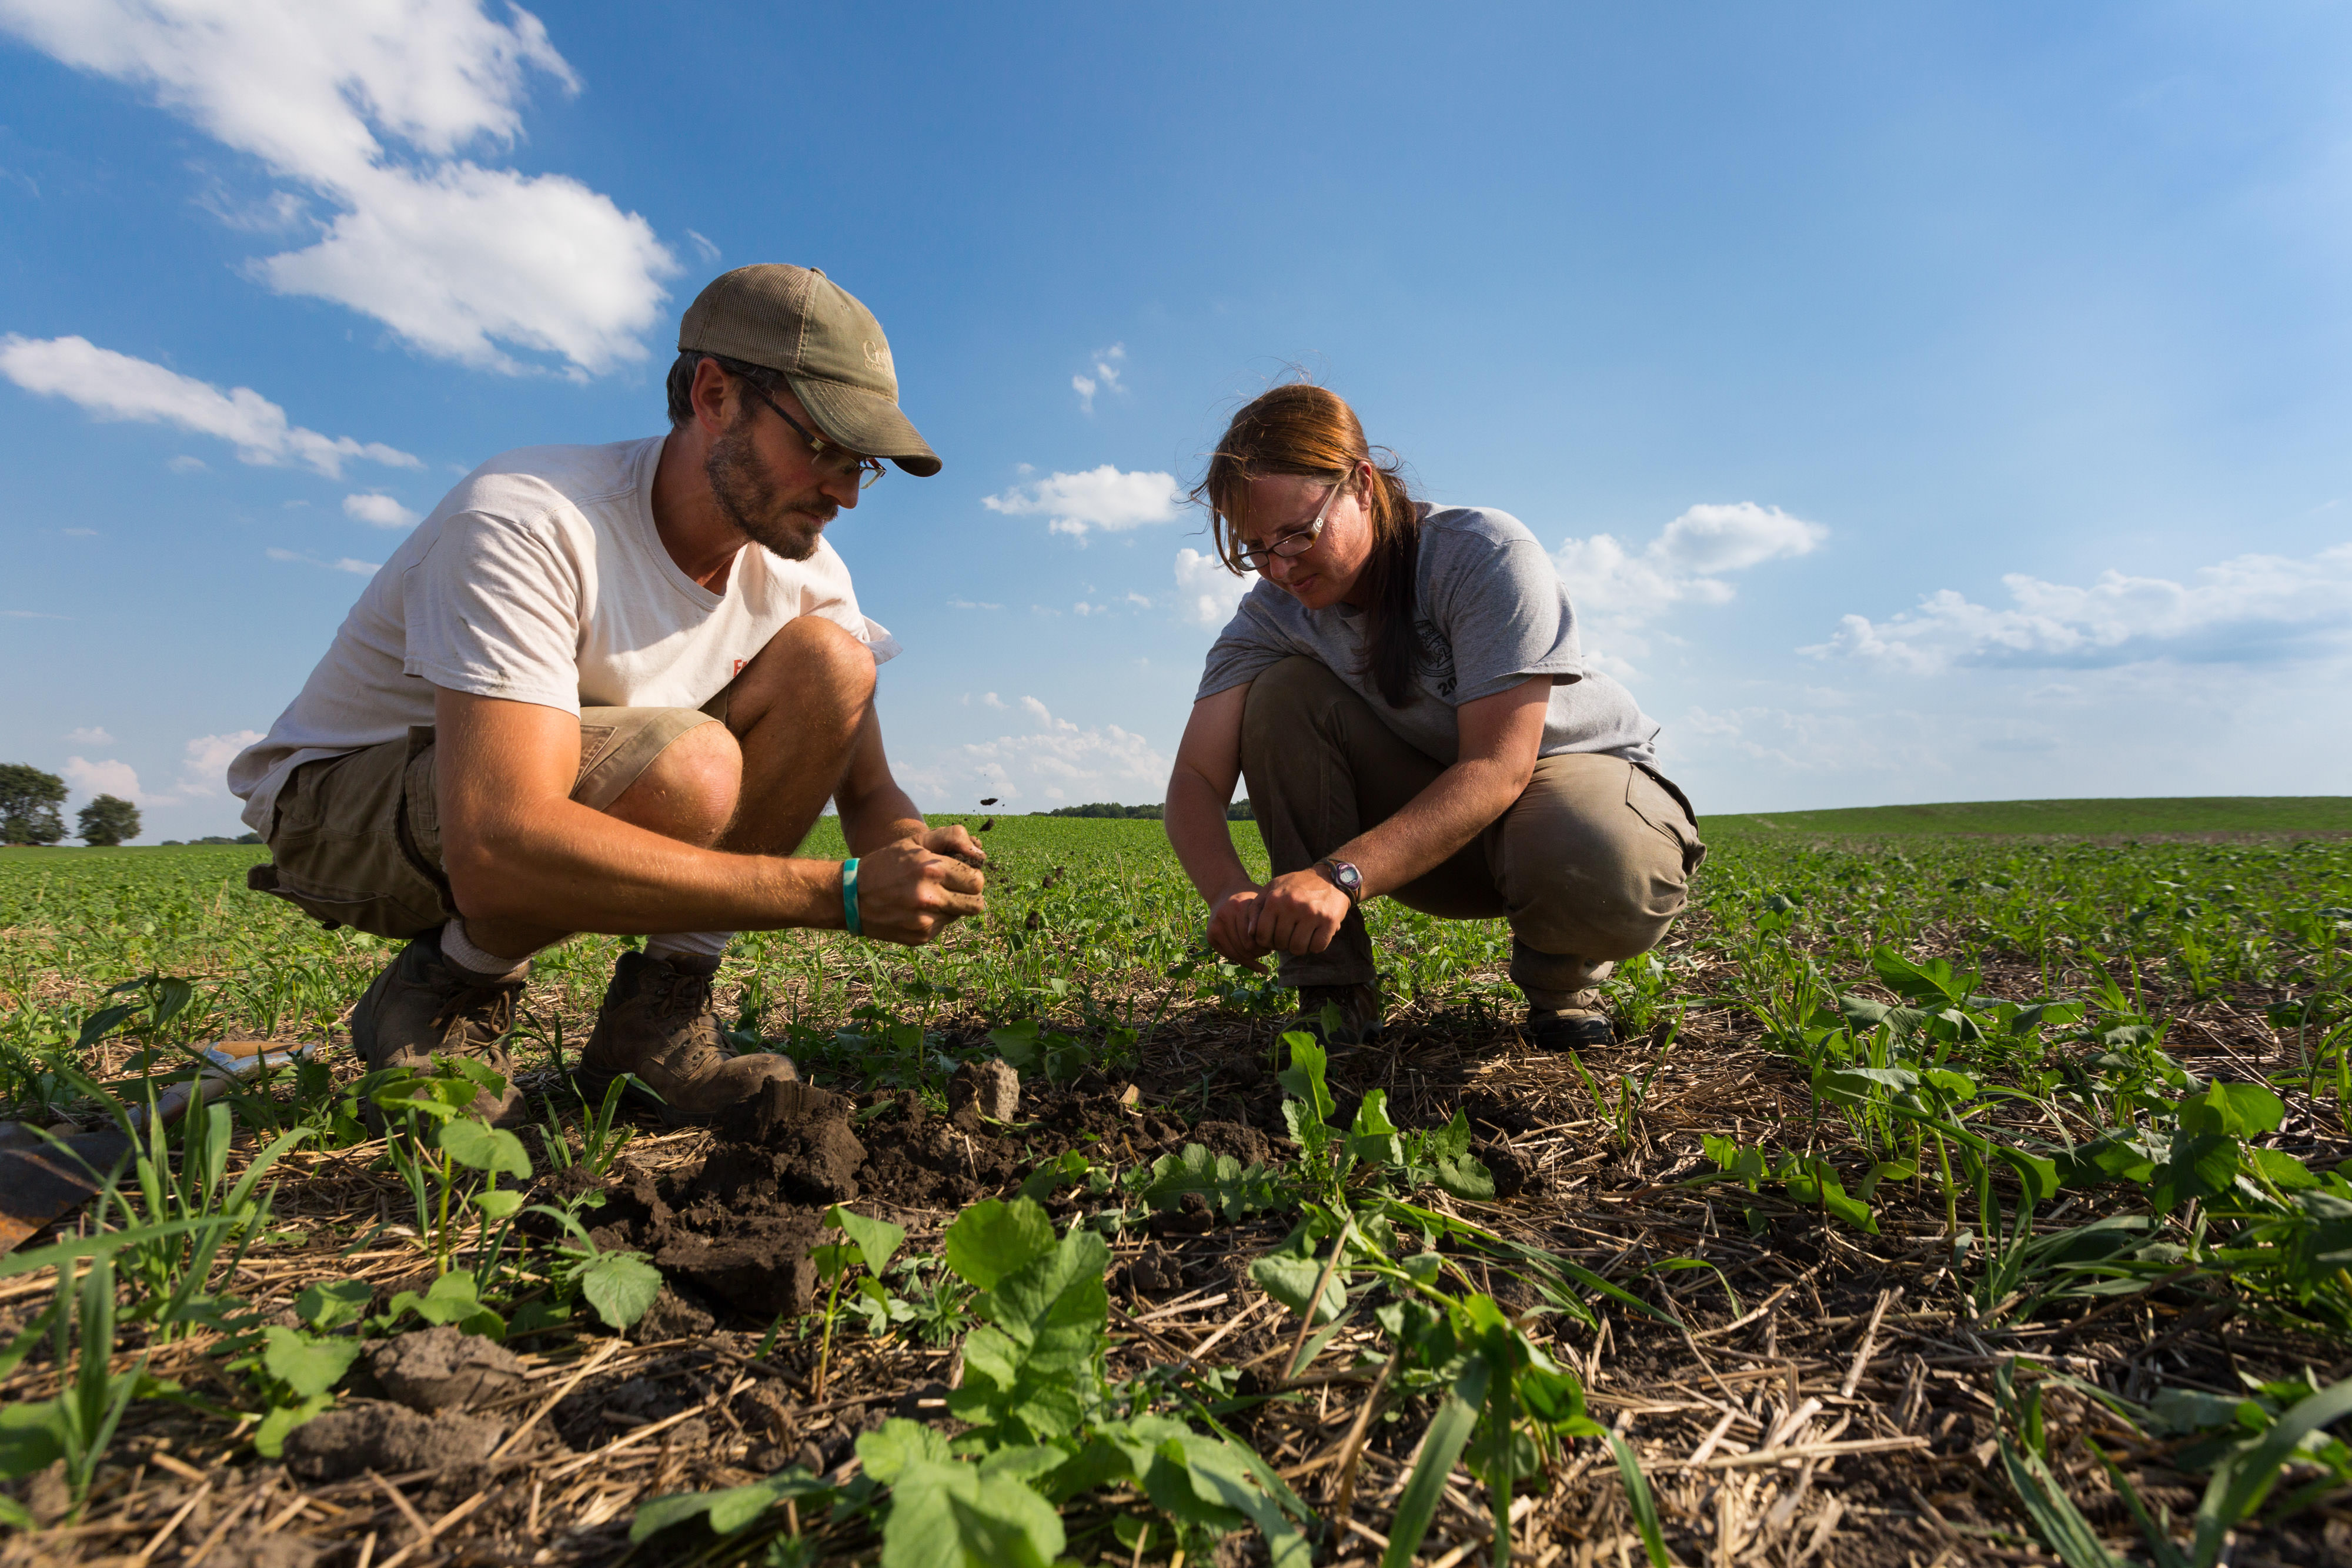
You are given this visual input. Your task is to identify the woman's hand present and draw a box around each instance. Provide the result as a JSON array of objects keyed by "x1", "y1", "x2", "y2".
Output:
[
  {"x1": 1208, "y1": 885, "x2": 1275, "y2": 971},
  {"x1": 1251, "y1": 869, "x2": 1354, "y2": 957}
]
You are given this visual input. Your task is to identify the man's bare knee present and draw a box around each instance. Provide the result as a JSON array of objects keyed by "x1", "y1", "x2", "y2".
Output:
[{"x1": 606, "y1": 721, "x2": 741, "y2": 845}]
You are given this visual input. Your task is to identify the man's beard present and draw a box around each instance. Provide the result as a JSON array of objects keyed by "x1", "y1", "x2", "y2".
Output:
[{"x1": 704, "y1": 417, "x2": 836, "y2": 562}]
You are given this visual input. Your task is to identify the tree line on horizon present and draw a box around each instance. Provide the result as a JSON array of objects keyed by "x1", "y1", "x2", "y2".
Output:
[
  {"x1": 1, "y1": 761, "x2": 142, "y2": 847},
  {"x1": 1039, "y1": 799, "x2": 1254, "y2": 821}
]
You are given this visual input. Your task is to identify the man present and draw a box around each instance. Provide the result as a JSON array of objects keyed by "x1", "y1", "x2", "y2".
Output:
[{"x1": 230, "y1": 265, "x2": 985, "y2": 1125}]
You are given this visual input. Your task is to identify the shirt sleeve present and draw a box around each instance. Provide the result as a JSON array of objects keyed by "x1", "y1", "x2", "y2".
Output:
[
  {"x1": 1194, "y1": 589, "x2": 1297, "y2": 701},
  {"x1": 1437, "y1": 534, "x2": 1585, "y2": 705},
  {"x1": 401, "y1": 511, "x2": 587, "y2": 713}
]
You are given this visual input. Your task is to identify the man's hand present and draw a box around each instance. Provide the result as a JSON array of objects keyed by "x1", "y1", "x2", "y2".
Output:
[
  {"x1": 853, "y1": 840, "x2": 986, "y2": 944},
  {"x1": 1207, "y1": 885, "x2": 1274, "y2": 972},
  {"x1": 1251, "y1": 869, "x2": 1354, "y2": 957},
  {"x1": 914, "y1": 822, "x2": 987, "y2": 866}
]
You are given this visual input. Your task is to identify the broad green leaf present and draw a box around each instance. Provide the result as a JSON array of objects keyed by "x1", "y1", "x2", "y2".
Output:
[
  {"x1": 261, "y1": 1325, "x2": 362, "y2": 1398},
  {"x1": 1139, "y1": 1144, "x2": 1277, "y2": 1219},
  {"x1": 577, "y1": 1251, "x2": 663, "y2": 1329},
  {"x1": 2249, "y1": 1147, "x2": 2319, "y2": 1191},
  {"x1": 944, "y1": 1198, "x2": 1057, "y2": 1291},
  {"x1": 950, "y1": 1227, "x2": 1112, "y2": 1442},
  {"x1": 439, "y1": 1118, "x2": 532, "y2": 1178},
  {"x1": 389, "y1": 1270, "x2": 505, "y2": 1339},
  {"x1": 878, "y1": 1457, "x2": 1065, "y2": 1568},
  {"x1": 1347, "y1": 1089, "x2": 1401, "y2": 1164},
  {"x1": 1428, "y1": 1108, "x2": 1474, "y2": 1162},
  {"x1": 295, "y1": 1278, "x2": 375, "y2": 1332},
  {"x1": 252, "y1": 1394, "x2": 333, "y2": 1458},
  {"x1": 473, "y1": 1188, "x2": 525, "y2": 1221},
  {"x1": 2177, "y1": 1081, "x2": 2286, "y2": 1139},
  {"x1": 858, "y1": 1417, "x2": 958, "y2": 1483},
  {"x1": 1432, "y1": 1154, "x2": 1496, "y2": 1201},
  {"x1": 0, "y1": 1401, "x2": 64, "y2": 1480},
  {"x1": 1871, "y1": 948, "x2": 1972, "y2": 1007},
  {"x1": 1275, "y1": 1034, "x2": 1334, "y2": 1124},
  {"x1": 830, "y1": 1206, "x2": 908, "y2": 1276},
  {"x1": 1249, "y1": 1250, "x2": 1347, "y2": 1326}
]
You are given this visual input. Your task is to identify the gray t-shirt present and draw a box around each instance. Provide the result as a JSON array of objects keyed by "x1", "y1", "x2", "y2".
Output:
[{"x1": 1195, "y1": 504, "x2": 1659, "y2": 767}]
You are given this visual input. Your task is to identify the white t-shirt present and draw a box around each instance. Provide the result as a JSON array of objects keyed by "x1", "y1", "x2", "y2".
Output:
[{"x1": 230, "y1": 436, "x2": 900, "y2": 833}]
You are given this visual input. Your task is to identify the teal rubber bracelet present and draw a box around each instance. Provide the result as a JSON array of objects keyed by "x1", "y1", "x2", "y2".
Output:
[{"x1": 841, "y1": 857, "x2": 861, "y2": 937}]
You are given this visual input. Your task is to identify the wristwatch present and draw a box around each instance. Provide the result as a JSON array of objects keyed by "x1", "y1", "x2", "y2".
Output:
[{"x1": 1315, "y1": 858, "x2": 1364, "y2": 905}]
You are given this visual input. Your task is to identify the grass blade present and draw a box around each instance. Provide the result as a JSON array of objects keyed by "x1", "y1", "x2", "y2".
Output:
[
  {"x1": 1381, "y1": 1362, "x2": 1488, "y2": 1568},
  {"x1": 1607, "y1": 1432, "x2": 1672, "y2": 1568}
]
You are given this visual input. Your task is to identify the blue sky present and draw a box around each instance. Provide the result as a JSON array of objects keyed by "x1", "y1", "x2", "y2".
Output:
[{"x1": 3, "y1": 1, "x2": 2348, "y2": 841}]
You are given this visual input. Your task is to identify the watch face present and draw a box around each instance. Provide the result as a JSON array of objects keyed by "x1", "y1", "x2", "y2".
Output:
[{"x1": 1332, "y1": 861, "x2": 1362, "y2": 892}]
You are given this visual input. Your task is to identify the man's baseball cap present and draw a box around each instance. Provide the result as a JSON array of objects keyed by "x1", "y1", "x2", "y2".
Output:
[{"x1": 678, "y1": 265, "x2": 941, "y2": 477}]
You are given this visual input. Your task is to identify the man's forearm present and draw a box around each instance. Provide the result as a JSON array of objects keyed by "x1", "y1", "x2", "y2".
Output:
[
  {"x1": 837, "y1": 778, "x2": 925, "y2": 855},
  {"x1": 447, "y1": 797, "x2": 846, "y2": 934}
]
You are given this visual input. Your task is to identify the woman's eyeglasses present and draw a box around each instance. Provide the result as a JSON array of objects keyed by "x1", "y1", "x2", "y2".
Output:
[
  {"x1": 748, "y1": 384, "x2": 887, "y2": 489},
  {"x1": 1235, "y1": 476, "x2": 1350, "y2": 572}
]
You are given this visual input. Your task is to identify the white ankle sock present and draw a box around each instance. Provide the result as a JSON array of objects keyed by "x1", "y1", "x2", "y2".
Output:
[
  {"x1": 440, "y1": 918, "x2": 532, "y2": 981},
  {"x1": 646, "y1": 931, "x2": 733, "y2": 964}
]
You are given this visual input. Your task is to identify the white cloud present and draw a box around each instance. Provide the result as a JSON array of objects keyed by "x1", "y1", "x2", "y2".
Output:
[
  {"x1": 0, "y1": 335, "x2": 421, "y2": 477},
  {"x1": 166, "y1": 454, "x2": 206, "y2": 473},
  {"x1": 1020, "y1": 695, "x2": 1065, "y2": 728},
  {"x1": 66, "y1": 726, "x2": 112, "y2": 744},
  {"x1": 1072, "y1": 343, "x2": 1125, "y2": 413},
  {"x1": 64, "y1": 755, "x2": 149, "y2": 804},
  {"x1": 61, "y1": 527, "x2": 97, "y2": 537},
  {"x1": 175, "y1": 730, "x2": 265, "y2": 797},
  {"x1": 1806, "y1": 543, "x2": 2352, "y2": 674},
  {"x1": 0, "y1": 0, "x2": 676, "y2": 376},
  {"x1": 268, "y1": 546, "x2": 381, "y2": 576},
  {"x1": 931, "y1": 716, "x2": 1169, "y2": 805},
  {"x1": 1555, "y1": 502, "x2": 1828, "y2": 673},
  {"x1": 947, "y1": 598, "x2": 1003, "y2": 611},
  {"x1": 3, "y1": 610, "x2": 69, "y2": 620},
  {"x1": 983, "y1": 465, "x2": 1184, "y2": 539},
  {"x1": 1123, "y1": 591, "x2": 1152, "y2": 609},
  {"x1": 1174, "y1": 547, "x2": 1250, "y2": 628},
  {"x1": 685, "y1": 228, "x2": 719, "y2": 262},
  {"x1": 343, "y1": 492, "x2": 420, "y2": 529}
]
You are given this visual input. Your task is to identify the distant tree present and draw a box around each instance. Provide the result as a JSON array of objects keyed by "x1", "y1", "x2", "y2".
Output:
[
  {"x1": 77, "y1": 794, "x2": 141, "y2": 847},
  {"x1": 1227, "y1": 798, "x2": 1254, "y2": 821},
  {"x1": 0, "y1": 763, "x2": 68, "y2": 845},
  {"x1": 1043, "y1": 801, "x2": 1165, "y2": 820}
]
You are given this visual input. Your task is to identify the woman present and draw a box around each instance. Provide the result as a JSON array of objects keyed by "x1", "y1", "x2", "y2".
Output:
[{"x1": 1162, "y1": 384, "x2": 1704, "y2": 1048}]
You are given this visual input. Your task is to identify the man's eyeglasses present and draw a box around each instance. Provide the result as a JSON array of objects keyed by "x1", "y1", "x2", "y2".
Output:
[
  {"x1": 1235, "y1": 475, "x2": 1350, "y2": 572},
  {"x1": 747, "y1": 383, "x2": 887, "y2": 489}
]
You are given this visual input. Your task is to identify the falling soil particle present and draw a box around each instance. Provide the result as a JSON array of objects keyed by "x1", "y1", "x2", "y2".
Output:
[
  {"x1": 370, "y1": 1324, "x2": 529, "y2": 1412},
  {"x1": 282, "y1": 1401, "x2": 505, "y2": 1482}
]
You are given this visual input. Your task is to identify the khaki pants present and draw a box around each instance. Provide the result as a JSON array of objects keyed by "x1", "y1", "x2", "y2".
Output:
[
  {"x1": 1240, "y1": 657, "x2": 1706, "y2": 998},
  {"x1": 248, "y1": 704, "x2": 720, "y2": 939}
]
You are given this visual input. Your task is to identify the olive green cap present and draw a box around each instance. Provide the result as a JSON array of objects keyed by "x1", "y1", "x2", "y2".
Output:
[{"x1": 678, "y1": 264, "x2": 940, "y2": 477}]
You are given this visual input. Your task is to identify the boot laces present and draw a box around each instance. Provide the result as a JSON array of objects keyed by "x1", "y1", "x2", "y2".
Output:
[
  {"x1": 430, "y1": 980, "x2": 520, "y2": 1049},
  {"x1": 643, "y1": 964, "x2": 726, "y2": 1067}
]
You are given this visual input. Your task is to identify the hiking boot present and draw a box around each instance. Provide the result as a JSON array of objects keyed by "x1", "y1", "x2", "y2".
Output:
[
  {"x1": 1287, "y1": 981, "x2": 1384, "y2": 1045},
  {"x1": 349, "y1": 928, "x2": 528, "y2": 1126},
  {"x1": 1526, "y1": 1005, "x2": 1616, "y2": 1051},
  {"x1": 574, "y1": 951, "x2": 798, "y2": 1125}
]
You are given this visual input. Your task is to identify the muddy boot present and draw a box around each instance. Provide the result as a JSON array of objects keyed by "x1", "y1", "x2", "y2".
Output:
[
  {"x1": 1523, "y1": 963, "x2": 1616, "y2": 1051},
  {"x1": 1287, "y1": 981, "x2": 1384, "y2": 1045},
  {"x1": 349, "y1": 928, "x2": 529, "y2": 1127},
  {"x1": 575, "y1": 951, "x2": 798, "y2": 1125}
]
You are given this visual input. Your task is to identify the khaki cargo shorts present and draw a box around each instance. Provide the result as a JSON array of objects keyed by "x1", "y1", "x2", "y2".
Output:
[{"x1": 247, "y1": 702, "x2": 724, "y2": 940}]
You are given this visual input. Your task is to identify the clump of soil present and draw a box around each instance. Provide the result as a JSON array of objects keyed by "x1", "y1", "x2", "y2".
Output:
[
  {"x1": 372, "y1": 1325, "x2": 529, "y2": 1412},
  {"x1": 282, "y1": 1402, "x2": 504, "y2": 1482},
  {"x1": 587, "y1": 1069, "x2": 1261, "y2": 1322}
]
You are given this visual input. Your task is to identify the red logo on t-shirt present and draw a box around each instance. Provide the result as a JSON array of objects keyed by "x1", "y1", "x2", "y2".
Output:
[{"x1": 733, "y1": 658, "x2": 747, "y2": 674}]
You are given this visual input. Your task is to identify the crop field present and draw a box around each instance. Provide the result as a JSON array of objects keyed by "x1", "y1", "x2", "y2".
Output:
[{"x1": 3, "y1": 799, "x2": 2351, "y2": 1568}]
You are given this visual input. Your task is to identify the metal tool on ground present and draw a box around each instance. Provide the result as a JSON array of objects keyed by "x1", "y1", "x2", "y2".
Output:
[{"x1": 0, "y1": 1038, "x2": 316, "y2": 1256}]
